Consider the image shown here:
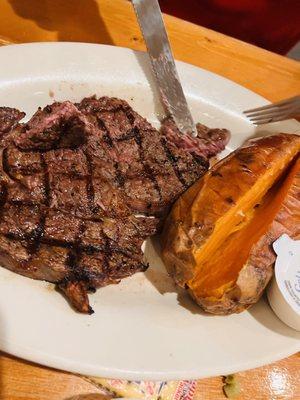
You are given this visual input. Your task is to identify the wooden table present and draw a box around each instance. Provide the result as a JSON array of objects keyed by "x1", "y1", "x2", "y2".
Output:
[{"x1": 0, "y1": 1, "x2": 299, "y2": 399}]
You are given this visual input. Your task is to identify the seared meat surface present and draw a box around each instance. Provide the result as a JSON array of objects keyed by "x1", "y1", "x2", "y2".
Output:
[
  {"x1": 0, "y1": 96, "x2": 229, "y2": 313},
  {"x1": 0, "y1": 107, "x2": 25, "y2": 136}
]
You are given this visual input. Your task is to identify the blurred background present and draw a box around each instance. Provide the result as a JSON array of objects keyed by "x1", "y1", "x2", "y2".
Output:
[
  {"x1": 1, "y1": 0, "x2": 300, "y2": 59},
  {"x1": 160, "y1": 0, "x2": 300, "y2": 59}
]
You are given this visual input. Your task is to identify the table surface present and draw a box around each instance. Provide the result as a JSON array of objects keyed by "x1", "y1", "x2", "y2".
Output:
[{"x1": 0, "y1": 1, "x2": 299, "y2": 399}]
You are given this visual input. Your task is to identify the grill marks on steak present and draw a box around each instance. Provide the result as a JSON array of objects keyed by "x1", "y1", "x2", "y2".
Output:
[
  {"x1": 77, "y1": 97, "x2": 217, "y2": 216},
  {"x1": 0, "y1": 97, "x2": 229, "y2": 313},
  {"x1": 78, "y1": 97, "x2": 163, "y2": 215}
]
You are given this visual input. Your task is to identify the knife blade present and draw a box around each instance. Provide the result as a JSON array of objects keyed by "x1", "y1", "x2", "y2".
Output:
[{"x1": 132, "y1": 0, "x2": 196, "y2": 136}]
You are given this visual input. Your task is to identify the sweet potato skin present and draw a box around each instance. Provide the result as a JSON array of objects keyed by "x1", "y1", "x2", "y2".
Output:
[
  {"x1": 199, "y1": 157, "x2": 300, "y2": 314},
  {"x1": 161, "y1": 134, "x2": 300, "y2": 314}
]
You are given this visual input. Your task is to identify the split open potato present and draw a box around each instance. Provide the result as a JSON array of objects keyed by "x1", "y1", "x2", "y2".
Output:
[{"x1": 161, "y1": 133, "x2": 300, "y2": 314}]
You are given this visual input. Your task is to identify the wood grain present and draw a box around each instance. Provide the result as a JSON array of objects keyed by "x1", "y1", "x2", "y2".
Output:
[
  {"x1": 195, "y1": 354, "x2": 300, "y2": 400},
  {"x1": 0, "y1": 354, "x2": 110, "y2": 400},
  {"x1": 0, "y1": 1, "x2": 299, "y2": 399},
  {"x1": 0, "y1": 0, "x2": 299, "y2": 102},
  {"x1": 0, "y1": 352, "x2": 299, "y2": 400}
]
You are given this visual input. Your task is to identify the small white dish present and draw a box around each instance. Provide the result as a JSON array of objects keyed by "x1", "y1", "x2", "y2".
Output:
[{"x1": 268, "y1": 235, "x2": 300, "y2": 331}]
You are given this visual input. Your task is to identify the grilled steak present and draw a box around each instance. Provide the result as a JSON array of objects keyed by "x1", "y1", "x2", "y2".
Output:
[
  {"x1": 0, "y1": 96, "x2": 229, "y2": 313},
  {"x1": 0, "y1": 107, "x2": 25, "y2": 136}
]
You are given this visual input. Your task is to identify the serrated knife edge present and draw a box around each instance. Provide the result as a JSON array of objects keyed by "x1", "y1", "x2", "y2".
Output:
[{"x1": 131, "y1": 0, "x2": 196, "y2": 136}]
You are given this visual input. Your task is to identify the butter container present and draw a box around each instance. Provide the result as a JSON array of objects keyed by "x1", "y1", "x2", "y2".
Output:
[{"x1": 267, "y1": 234, "x2": 300, "y2": 331}]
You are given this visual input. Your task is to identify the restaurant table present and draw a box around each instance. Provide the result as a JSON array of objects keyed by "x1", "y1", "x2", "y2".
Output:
[{"x1": 0, "y1": 1, "x2": 299, "y2": 399}]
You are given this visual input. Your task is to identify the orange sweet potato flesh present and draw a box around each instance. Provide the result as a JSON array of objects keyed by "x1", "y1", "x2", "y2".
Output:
[{"x1": 161, "y1": 133, "x2": 300, "y2": 314}]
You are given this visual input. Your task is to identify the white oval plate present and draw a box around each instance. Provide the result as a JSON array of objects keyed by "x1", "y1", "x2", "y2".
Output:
[{"x1": 0, "y1": 43, "x2": 299, "y2": 380}]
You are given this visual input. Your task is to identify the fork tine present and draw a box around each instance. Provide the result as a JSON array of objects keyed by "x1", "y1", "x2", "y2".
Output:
[
  {"x1": 244, "y1": 95, "x2": 300, "y2": 114},
  {"x1": 249, "y1": 113, "x2": 291, "y2": 124},
  {"x1": 247, "y1": 105, "x2": 297, "y2": 120},
  {"x1": 244, "y1": 104, "x2": 276, "y2": 114},
  {"x1": 244, "y1": 95, "x2": 300, "y2": 125},
  {"x1": 248, "y1": 107, "x2": 294, "y2": 119},
  {"x1": 249, "y1": 112, "x2": 295, "y2": 125},
  {"x1": 244, "y1": 103, "x2": 294, "y2": 117},
  {"x1": 245, "y1": 101, "x2": 300, "y2": 117}
]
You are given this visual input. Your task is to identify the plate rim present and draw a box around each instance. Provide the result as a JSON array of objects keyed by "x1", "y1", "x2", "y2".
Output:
[
  {"x1": 2, "y1": 334, "x2": 300, "y2": 380},
  {"x1": 0, "y1": 42, "x2": 299, "y2": 380}
]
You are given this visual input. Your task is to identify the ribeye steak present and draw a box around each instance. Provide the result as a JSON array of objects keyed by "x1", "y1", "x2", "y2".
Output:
[{"x1": 0, "y1": 97, "x2": 229, "y2": 313}]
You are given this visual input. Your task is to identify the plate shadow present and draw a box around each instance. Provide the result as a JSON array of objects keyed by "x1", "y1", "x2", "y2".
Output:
[
  {"x1": 8, "y1": 0, "x2": 113, "y2": 44},
  {"x1": 248, "y1": 294, "x2": 300, "y2": 339},
  {"x1": 143, "y1": 237, "x2": 214, "y2": 316}
]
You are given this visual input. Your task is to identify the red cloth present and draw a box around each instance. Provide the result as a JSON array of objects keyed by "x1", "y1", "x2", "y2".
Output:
[{"x1": 160, "y1": 0, "x2": 300, "y2": 54}]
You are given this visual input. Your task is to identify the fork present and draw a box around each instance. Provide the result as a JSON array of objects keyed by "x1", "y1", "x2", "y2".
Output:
[{"x1": 244, "y1": 95, "x2": 300, "y2": 125}]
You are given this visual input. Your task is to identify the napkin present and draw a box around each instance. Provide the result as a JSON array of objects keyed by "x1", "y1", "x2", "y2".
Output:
[{"x1": 87, "y1": 377, "x2": 197, "y2": 399}]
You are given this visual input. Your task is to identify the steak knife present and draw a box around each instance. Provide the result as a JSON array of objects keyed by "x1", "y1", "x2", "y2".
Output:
[{"x1": 132, "y1": 0, "x2": 196, "y2": 136}]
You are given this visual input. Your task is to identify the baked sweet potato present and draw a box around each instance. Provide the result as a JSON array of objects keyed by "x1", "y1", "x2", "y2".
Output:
[{"x1": 161, "y1": 134, "x2": 300, "y2": 314}]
